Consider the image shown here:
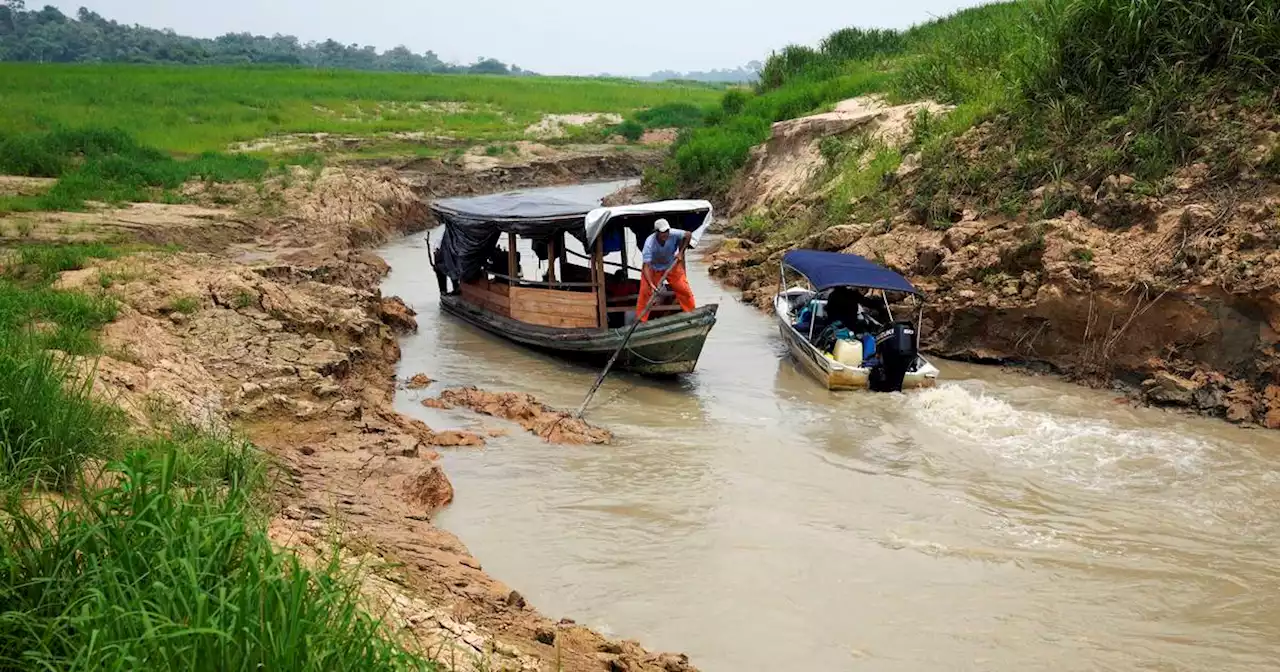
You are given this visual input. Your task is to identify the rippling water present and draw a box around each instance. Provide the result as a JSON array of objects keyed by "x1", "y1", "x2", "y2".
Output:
[{"x1": 381, "y1": 182, "x2": 1280, "y2": 671}]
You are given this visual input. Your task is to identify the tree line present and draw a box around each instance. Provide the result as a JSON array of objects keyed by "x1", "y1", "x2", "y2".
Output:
[
  {"x1": 0, "y1": 1, "x2": 532, "y2": 75},
  {"x1": 640, "y1": 62, "x2": 761, "y2": 84}
]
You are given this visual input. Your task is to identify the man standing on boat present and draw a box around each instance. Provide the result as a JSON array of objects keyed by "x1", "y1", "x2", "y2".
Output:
[{"x1": 637, "y1": 218, "x2": 695, "y2": 322}]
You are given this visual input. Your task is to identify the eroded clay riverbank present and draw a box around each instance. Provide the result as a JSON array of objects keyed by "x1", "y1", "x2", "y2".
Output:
[{"x1": 383, "y1": 183, "x2": 1280, "y2": 672}]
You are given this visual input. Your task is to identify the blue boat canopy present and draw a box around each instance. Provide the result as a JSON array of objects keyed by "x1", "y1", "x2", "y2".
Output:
[{"x1": 782, "y1": 249, "x2": 919, "y2": 295}]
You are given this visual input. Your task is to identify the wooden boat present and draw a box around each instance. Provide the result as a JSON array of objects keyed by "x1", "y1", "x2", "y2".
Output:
[
  {"x1": 773, "y1": 249, "x2": 940, "y2": 391},
  {"x1": 430, "y1": 192, "x2": 718, "y2": 376}
]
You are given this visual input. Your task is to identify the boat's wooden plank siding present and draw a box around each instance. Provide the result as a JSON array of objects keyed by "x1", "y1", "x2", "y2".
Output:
[
  {"x1": 509, "y1": 286, "x2": 599, "y2": 328},
  {"x1": 460, "y1": 280, "x2": 511, "y2": 316}
]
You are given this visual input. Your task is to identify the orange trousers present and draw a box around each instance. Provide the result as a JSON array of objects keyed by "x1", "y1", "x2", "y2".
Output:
[{"x1": 637, "y1": 263, "x2": 695, "y2": 322}]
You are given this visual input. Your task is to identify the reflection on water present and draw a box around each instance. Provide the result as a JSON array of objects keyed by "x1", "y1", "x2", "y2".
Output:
[{"x1": 382, "y1": 182, "x2": 1280, "y2": 672}]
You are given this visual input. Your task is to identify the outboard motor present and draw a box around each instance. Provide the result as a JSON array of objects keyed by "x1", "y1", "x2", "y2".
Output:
[{"x1": 869, "y1": 321, "x2": 918, "y2": 392}]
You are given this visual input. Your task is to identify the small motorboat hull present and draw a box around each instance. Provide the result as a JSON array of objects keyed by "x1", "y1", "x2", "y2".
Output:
[{"x1": 774, "y1": 292, "x2": 939, "y2": 391}]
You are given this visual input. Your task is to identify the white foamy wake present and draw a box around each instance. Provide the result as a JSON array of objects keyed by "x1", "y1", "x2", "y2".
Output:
[{"x1": 905, "y1": 384, "x2": 1214, "y2": 491}]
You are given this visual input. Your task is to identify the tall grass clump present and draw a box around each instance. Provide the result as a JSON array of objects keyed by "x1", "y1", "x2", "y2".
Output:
[
  {"x1": 1024, "y1": 0, "x2": 1280, "y2": 110},
  {"x1": 0, "y1": 452, "x2": 433, "y2": 671},
  {"x1": 0, "y1": 333, "x2": 123, "y2": 492},
  {"x1": 890, "y1": 1, "x2": 1031, "y2": 104},
  {"x1": 657, "y1": 0, "x2": 1280, "y2": 206}
]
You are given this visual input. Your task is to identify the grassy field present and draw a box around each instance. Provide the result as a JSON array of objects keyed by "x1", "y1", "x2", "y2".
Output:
[
  {"x1": 0, "y1": 64, "x2": 721, "y2": 154},
  {"x1": 0, "y1": 64, "x2": 720, "y2": 214}
]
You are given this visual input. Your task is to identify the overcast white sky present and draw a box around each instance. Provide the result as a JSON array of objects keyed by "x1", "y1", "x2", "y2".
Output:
[{"x1": 48, "y1": 0, "x2": 983, "y2": 75}]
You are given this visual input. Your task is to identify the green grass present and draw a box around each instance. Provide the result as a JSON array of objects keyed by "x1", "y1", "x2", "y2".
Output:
[
  {"x1": 0, "y1": 450, "x2": 433, "y2": 671},
  {"x1": 0, "y1": 64, "x2": 721, "y2": 154},
  {"x1": 0, "y1": 281, "x2": 118, "y2": 353},
  {"x1": 656, "y1": 0, "x2": 1280, "y2": 220},
  {"x1": 0, "y1": 323, "x2": 435, "y2": 672},
  {"x1": 0, "y1": 127, "x2": 269, "y2": 211},
  {"x1": 0, "y1": 245, "x2": 436, "y2": 670},
  {"x1": 631, "y1": 102, "x2": 706, "y2": 129},
  {"x1": 168, "y1": 296, "x2": 201, "y2": 315},
  {"x1": 7, "y1": 242, "x2": 122, "y2": 282},
  {"x1": 0, "y1": 334, "x2": 124, "y2": 491}
]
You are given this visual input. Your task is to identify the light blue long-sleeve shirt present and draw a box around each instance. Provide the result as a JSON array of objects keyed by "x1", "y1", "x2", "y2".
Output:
[{"x1": 641, "y1": 230, "x2": 687, "y2": 272}]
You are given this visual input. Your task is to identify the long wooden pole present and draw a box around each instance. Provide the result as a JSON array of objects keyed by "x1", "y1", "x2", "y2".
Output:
[{"x1": 575, "y1": 250, "x2": 681, "y2": 419}]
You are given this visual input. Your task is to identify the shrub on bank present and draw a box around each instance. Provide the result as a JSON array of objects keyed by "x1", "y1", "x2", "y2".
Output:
[
  {"x1": 633, "y1": 102, "x2": 705, "y2": 129},
  {"x1": 612, "y1": 119, "x2": 645, "y2": 142}
]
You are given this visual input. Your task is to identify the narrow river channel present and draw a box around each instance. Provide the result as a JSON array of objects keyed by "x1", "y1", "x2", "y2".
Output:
[{"x1": 380, "y1": 181, "x2": 1280, "y2": 672}]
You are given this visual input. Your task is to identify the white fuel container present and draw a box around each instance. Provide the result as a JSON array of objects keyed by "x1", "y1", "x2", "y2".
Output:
[{"x1": 833, "y1": 338, "x2": 864, "y2": 367}]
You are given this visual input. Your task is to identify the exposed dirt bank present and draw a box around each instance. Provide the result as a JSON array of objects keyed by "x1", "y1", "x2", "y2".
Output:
[
  {"x1": 6, "y1": 150, "x2": 693, "y2": 671},
  {"x1": 706, "y1": 96, "x2": 1280, "y2": 429}
]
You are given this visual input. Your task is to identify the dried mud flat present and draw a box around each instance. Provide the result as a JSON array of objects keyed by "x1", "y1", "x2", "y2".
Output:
[{"x1": 8, "y1": 157, "x2": 694, "y2": 672}]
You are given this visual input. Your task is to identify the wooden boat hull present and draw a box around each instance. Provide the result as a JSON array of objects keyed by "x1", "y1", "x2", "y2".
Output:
[
  {"x1": 441, "y1": 295, "x2": 718, "y2": 376},
  {"x1": 774, "y1": 295, "x2": 939, "y2": 391}
]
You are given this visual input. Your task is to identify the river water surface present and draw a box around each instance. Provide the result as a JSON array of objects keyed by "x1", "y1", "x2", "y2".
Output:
[{"x1": 381, "y1": 182, "x2": 1280, "y2": 671}]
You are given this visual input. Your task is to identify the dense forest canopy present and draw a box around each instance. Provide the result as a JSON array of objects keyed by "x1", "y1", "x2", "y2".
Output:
[{"x1": 0, "y1": 1, "x2": 532, "y2": 75}]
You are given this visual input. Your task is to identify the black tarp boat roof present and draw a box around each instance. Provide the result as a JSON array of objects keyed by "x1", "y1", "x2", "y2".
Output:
[
  {"x1": 432, "y1": 191, "x2": 596, "y2": 230},
  {"x1": 431, "y1": 192, "x2": 713, "y2": 283}
]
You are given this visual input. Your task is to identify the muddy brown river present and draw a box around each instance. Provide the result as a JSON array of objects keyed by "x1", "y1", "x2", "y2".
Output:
[{"x1": 381, "y1": 182, "x2": 1280, "y2": 671}]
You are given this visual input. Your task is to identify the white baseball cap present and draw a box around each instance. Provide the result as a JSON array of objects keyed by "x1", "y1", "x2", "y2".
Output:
[{"x1": 654, "y1": 218, "x2": 671, "y2": 232}]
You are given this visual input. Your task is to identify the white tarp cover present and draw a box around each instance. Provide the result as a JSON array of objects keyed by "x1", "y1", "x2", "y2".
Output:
[{"x1": 585, "y1": 200, "x2": 714, "y2": 247}]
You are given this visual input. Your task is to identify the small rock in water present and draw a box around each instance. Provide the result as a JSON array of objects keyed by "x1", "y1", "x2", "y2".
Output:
[
  {"x1": 1141, "y1": 372, "x2": 1196, "y2": 406},
  {"x1": 406, "y1": 373, "x2": 432, "y2": 389}
]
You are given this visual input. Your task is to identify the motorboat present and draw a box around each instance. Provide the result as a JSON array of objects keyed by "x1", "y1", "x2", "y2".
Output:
[{"x1": 774, "y1": 249, "x2": 940, "y2": 391}]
